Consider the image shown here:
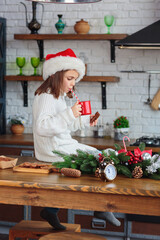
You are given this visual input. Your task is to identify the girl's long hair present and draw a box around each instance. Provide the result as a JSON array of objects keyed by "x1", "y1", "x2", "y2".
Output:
[{"x1": 35, "y1": 70, "x2": 74, "y2": 99}]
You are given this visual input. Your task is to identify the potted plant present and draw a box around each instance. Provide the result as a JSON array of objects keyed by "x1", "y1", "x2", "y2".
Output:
[
  {"x1": 113, "y1": 116, "x2": 129, "y2": 140},
  {"x1": 8, "y1": 115, "x2": 25, "y2": 135}
]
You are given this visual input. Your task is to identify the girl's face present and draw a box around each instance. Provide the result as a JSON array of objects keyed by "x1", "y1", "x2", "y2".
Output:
[{"x1": 61, "y1": 70, "x2": 79, "y2": 93}]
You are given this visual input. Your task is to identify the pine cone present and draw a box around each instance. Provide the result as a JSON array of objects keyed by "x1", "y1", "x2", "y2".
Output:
[
  {"x1": 61, "y1": 168, "x2": 81, "y2": 178},
  {"x1": 95, "y1": 168, "x2": 100, "y2": 178},
  {"x1": 132, "y1": 166, "x2": 143, "y2": 179}
]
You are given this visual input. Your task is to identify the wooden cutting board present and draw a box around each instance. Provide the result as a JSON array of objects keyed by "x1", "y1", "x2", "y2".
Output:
[
  {"x1": 13, "y1": 164, "x2": 60, "y2": 174},
  {"x1": 151, "y1": 89, "x2": 160, "y2": 110}
]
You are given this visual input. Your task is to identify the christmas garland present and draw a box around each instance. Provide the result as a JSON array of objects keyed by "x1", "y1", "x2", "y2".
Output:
[
  {"x1": 106, "y1": 142, "x2": 160, "y2": 180},
  {"x1": 53, "y1": 150, "x2": 98, "y2": 174},
  {"x1": 53, "y1": 142, "x2": 160, "y2": 180}
]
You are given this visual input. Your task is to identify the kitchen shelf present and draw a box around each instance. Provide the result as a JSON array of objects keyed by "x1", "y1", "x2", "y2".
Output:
[
  {"x1": 14, "y1": 34, "x2": 128, "y2": 63},
  {"x1": 5, "y1": 75, "x2": 119, "y2": 109},
  {"x1": 14, "y1": 33, "x2": 127, "y2": 40},
  {"x1": 4, "y1": 75, "x2": 119, "y2": 82}
]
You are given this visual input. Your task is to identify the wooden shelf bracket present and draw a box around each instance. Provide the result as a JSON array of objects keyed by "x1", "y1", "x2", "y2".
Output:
[
  {"x1": 36, "y1": 39, "x2": 116, "y2": 63},
  {"x1": 21, "y1": 81, "x2": 28, "y2": 107},
  {"x1": 110, "y1": 40, "x2": 115, "y2": 63},
  {"x1": 101, "y1": 82, "x2": 107, "y2": 109},
  {"x1": 37, "y1": 40, "x2": 44, "y2": 60}
]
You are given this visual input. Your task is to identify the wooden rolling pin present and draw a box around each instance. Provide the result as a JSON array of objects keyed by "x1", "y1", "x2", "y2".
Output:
[{"x1": 151, "y1": 89, "x2": 160, "y2": 110}]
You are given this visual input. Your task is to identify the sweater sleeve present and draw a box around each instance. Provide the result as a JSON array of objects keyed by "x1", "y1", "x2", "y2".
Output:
[
  {"x1": 33, "y1": 94, "x2": 76, "y2": 137},
  {"x1": 68, "y1": 114, "x2": 90, "y2": 132}
]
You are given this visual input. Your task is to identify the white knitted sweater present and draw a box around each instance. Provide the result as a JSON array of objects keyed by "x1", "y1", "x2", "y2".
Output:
[{"x1": 32, "y1": 93, "x2": 96, "y2": 162}]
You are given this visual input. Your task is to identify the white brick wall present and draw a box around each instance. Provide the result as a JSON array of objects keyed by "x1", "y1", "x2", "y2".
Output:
[{"x1": 2, "y1": 0, "x2": 160, "y2": 138}]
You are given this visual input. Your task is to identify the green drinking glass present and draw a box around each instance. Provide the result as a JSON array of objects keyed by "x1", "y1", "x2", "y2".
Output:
[
  {"x1": 31, "y1": 57, "x2": 40, "y2": 76},
  {"x1": 104, "y1": 15, "x2": 114, "y2": 34},
  {"x1": 16, "y1": 57, "x2": 26, "y2": 75}
]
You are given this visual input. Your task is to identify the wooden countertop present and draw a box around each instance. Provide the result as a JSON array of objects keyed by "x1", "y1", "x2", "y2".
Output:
[
  {"x1": 0, "y1": 156, "x2": 160, "y2": 216},
  {"x1": 0, "y1": 134, "x2": 160, "y2": 152}
]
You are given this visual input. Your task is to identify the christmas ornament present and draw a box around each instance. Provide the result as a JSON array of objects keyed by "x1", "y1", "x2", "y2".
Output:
[
  {"x1": 141, "y1": 152, "x2": 151, "y2": 161},
  {"x1": 132, "y1": 166, "x2": 143, "y2": 179},
  {"x1": 61, "y1": 168, "x2": 81, "y2": 178},
  {"x1": 127, "y1": 151, "x2": 141, "y2": 164},
  {"x1": 123, "y1": 136, "x2": 130, "y2": 152},
  {"x1": 118, "y1": 136, "x2": 130, "y2": 154}
]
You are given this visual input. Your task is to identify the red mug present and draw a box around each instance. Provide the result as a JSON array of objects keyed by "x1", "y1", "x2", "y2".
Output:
[{"x1": 79, "y1": 101, "x2": 92, "y2": 115}]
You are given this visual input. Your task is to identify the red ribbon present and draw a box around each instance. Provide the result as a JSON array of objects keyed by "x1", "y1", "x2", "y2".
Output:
[
  {"x1": 118, "y1": 147, "x2": 152, "y2": 157},
  {"x1": 134, "y1": 147, "x2": 152, "y2": 157}
]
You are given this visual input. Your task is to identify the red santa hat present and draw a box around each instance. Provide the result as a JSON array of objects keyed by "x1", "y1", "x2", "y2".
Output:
[{"x1": 43, "y1": 48, "x2": 85, "y2": 83}]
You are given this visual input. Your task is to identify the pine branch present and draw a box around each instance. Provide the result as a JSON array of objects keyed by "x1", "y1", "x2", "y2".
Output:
[
  {"x1": 118, "y1": 153, "x2": 130, "y2": 162},
  {"x1": 117, "y1": 165, "x2": 132, "y2": 178},
  {"x1": 90, "y1": 160, "x2": 97, "y2": 167},
  {"x1": 141, "y1": 159, "x2": 151, "y2": 169},
  {"x1": 88, "y1": 154, "x2": 96, "y2": 161},
  {"x1": 76, "y1": 150, "x2": 89, "y2": 158},
  {"x1": 139, "y1": 142, "x2": 145, "y2": 151},
  {"x1": 71, "y1": 163, "x2": 78, "y2": 169},
  {"x1": 80, "y1": 163, "x2": 92, "y2": 173},
  {"x1": 114, "y1": 143, "x2": 122, "y2": 151},
  {"x1": 54, "y1": 161, "x2": 71, "y2": 169},
  {"x1": 101, "y1": 150, "x2": 108, "y2": 157},
  {"x1": 53, "y1": 150, "x2": 67, "y2": 158},
  {"x1": 149, "y1": 173, "x2": 160, "y2": 180},
  {"x1": 53, "y1": 149, "x2": 98, "y2": 174}
]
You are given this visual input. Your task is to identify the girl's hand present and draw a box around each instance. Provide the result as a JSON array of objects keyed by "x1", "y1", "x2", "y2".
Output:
[
  {"x1": 90, "y1": 114, "x2": 98, "y2": 126},
  {"x1": 71, "y1": 101, "x2": 82, "y2": 118}
]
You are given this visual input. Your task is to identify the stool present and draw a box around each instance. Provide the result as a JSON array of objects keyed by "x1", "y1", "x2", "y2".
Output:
[
  {"x1": 9, "y1": 220, "x2": 81, "y2": 240},
  {"x1": 39, "y1": 232, "x2": 107, "y2": 240}
]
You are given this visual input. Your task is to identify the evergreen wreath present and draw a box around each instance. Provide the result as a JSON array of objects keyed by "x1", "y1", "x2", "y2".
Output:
[{"x1": 53, "y1": 142, "x2": 160, "y2": 180}]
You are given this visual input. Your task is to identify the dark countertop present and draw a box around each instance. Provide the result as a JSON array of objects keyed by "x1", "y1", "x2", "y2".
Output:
[{"x1": 0, "y1": 134, "x2": 160, "y2": 152}]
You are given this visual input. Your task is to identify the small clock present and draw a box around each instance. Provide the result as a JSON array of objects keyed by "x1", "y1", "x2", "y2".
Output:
[
  {"x1": 104, "y1": 163, "x2": 117, "y2": 181},
  {"x1": 96, "y1": 161, "x2": 117, "y2": 182}
]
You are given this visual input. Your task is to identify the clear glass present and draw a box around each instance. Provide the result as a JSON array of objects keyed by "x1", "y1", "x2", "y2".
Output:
[
  {"x1": 104, "y1": 15, "x2": 114, "y2": 34},
  {"x1": 16, "y1": 57, "x2": 26, "y2": 75},
  {"x1": 31, "y1": 57, "x2": 40, "y2": 76}
]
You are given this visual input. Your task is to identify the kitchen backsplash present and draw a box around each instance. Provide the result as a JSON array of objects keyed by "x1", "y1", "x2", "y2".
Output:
[{"x1": 2, "y1": 0, "x2": 160, "y2": 138}]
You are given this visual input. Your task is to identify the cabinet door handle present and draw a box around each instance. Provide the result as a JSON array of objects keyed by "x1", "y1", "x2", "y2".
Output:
[
  {"x1": 92, "y1": 218, "x2": 106, "y2": 229},
  {"x1": 20, "y1": 150, "x2": 34, "y2": 157}
]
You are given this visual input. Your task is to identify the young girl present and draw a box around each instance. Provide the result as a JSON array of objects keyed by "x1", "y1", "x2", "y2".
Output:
[{"x1": 32, "y1": 48, "x2": 120, "y2": 230}]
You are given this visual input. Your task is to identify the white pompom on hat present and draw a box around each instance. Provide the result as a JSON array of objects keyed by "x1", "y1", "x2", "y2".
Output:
[{"x1": 43, "y1": 48, "x2": 85, "y2": 83}]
